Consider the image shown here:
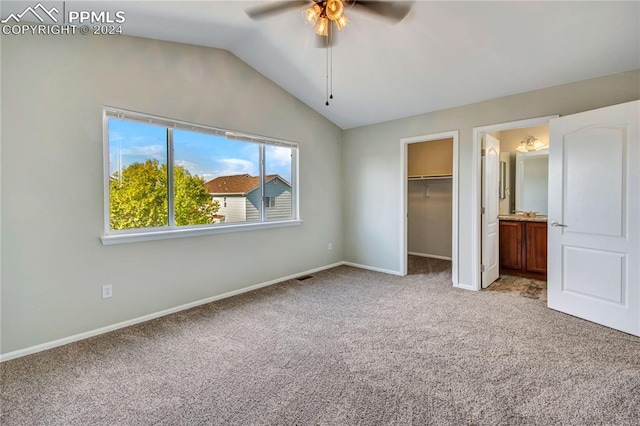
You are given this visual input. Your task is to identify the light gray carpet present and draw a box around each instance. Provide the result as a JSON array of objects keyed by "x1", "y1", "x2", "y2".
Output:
[{"x1": 2, "y1": 257, "x2": 640, "y2": 425}]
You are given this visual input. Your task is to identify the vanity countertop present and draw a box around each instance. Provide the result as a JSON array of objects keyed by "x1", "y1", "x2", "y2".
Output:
[{"x1": 499, "y1": 214, "x2": 548, "y2": 223}]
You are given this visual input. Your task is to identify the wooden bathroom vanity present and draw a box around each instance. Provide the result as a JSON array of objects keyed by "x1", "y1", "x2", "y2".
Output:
[{"x1": 499, "y1": 215, "x2": 547, "y2": 280}]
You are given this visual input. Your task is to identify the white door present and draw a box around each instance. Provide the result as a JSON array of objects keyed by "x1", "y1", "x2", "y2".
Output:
[
  {"x1": 482, "y1": 134, "x2": 500, "y2": 288},
  {"x1": 548, "y1": 100, "x2": 639, "y2": 336}
]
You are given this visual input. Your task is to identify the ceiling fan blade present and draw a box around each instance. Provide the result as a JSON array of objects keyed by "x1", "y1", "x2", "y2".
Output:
[
  {"x1": 246, "y1": 1, "x2": 310, "y2": 20},
  {"x1": 352, "y1": 1, "x2": 413, "y2": 22}
]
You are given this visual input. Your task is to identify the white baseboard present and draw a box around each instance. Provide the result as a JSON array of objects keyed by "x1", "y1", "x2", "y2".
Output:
[
  {"x1": 342, "y1": 261, "x2": 403, "y2": 276},
  {"x1": 455, "y1": 282, "x2": 476, "y2": 291},
  {"x1": 408, "y1": 252, "x2": 452, "y2": 261},
  {"x1": 0, "y1": 261, "x2": 345, "y2": 363}
]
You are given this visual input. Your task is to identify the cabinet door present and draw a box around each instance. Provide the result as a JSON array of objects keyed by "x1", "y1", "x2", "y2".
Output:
[
  {"x1": 525, "y1": 222, "x2": 548, "y2": 273},
  {"x1": 499, "y1": 221, "x2": 523, "y2": 270}
]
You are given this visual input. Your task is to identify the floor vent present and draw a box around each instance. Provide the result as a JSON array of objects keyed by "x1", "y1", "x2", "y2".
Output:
[{"x1": 296, "y1": 275, "x2": 314, "y2": 281}]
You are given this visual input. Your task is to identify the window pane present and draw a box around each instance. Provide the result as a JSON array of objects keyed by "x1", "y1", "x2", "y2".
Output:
[
  {"x1": 108, "y1": 119, "x2": 168, "y2": 230},
  {"x1": 173, "y1": 130, "x2": 260, "y2": 225},
  {"x1": 265, "y1": 145, "x2": 293, "y2": 220}
]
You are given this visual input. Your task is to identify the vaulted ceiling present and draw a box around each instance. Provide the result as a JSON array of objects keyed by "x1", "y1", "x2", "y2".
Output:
[{"x1": 6, "y1": 1, "x2": 639, "y2": 129}]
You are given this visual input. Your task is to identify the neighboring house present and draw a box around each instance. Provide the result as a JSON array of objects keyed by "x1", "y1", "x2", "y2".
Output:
[{"x1": 204, "y1": 174, "x2": 292, "y2": 223}]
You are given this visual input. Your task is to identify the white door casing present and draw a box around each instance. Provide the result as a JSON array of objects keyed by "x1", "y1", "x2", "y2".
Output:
[
  {"x1": 400, "y1": 131, "x2": 459, "y2": 283},
  {"x1": 482, "y1": 134, "x2": 500, "y2": 288},
  {"x1": 548, "y1": 100, "x2": 639, "y2": 336}
]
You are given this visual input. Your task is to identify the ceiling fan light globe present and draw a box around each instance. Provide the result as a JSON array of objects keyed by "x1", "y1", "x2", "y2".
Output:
[
  {"x1": 336, "y1": 14, "x2": 349, "y2": 30},
  {"x1": 316, "y1": 16, "x2": 329, "y2": 36},
  {"x1": 325, "y1": 0, "x2": 345, "y2": 21},
  {"x1": 304, "y1": 4, "x2": 322, "y2": 24}
]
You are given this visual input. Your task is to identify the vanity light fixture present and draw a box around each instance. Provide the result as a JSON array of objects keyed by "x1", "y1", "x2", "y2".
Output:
[{"x1": 516, "y1": 136, "x2": 547, "y2": 152}]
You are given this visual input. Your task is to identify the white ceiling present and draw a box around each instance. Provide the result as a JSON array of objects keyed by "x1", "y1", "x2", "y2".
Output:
[{"x1": 5, "y1": 1, "x2": 639, "y2": 129}]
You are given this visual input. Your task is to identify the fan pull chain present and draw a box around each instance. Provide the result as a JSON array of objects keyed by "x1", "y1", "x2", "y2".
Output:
[
  {"x1": 325, "y1": 27, "x2": 329, "y2": 106},
  {"x1": 323, "y1": 23, "x2": 336, "y2": 106},
  {"x1": 329, "y1": 26, "x2": 334, "y2": 101}
]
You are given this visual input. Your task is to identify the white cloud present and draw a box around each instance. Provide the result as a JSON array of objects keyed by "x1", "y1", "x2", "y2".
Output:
[
  {"x1": 199, "y1": 173, "x2": 217, "y2": 182},
  {"x1": 214, "y1": 158, "x2": 257, "y2": 177},
  {"x1": 120, "y1": 144, "x2": 165, "y2": 159},
  {"x1": 175, "y1": 160, "x2": 198, "y2": 173},
  {"x1": 175, "y1": 160, "x2": 215, "y2": 180},
  {"x1": 109, "y1": 132, "x2": 125, "y2": 142},
  {"x1": 266, "y1": 146, "x2": 291, "y2": 167}
]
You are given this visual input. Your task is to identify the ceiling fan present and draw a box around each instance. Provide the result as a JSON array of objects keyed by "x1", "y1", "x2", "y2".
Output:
[
  {"x1": 246, "y1": 1, "x2": 413, "y2": 47},
  {"x1": 247, "y1": 1, "x2": 413, "y2": 105}
]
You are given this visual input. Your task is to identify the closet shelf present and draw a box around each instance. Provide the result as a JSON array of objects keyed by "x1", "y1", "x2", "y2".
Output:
[{"x1": 408, "y1": 174, "x2": 452, "y2": 181}]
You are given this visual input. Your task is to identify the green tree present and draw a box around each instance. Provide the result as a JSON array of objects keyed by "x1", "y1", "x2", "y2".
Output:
[
  {"x1": 173, "y1": 165, "x2": 219, "y2": 226},
  {"x1": 110, "y1": 160, "x2": 219, "y2": 230}
]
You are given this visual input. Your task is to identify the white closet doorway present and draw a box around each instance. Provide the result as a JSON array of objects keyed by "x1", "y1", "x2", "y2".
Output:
[{"x1": 400, "y1": 131, "x2": 459, "y2": 284}]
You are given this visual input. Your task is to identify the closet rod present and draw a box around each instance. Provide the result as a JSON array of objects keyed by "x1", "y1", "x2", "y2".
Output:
[{"x1": 408, "y1": 175, "x2": 452, "y2": 181}]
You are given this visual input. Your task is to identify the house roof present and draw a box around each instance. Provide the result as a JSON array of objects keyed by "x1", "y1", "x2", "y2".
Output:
[{"x1": 204, "y1": 174, "x2": 290, "y2": 196}]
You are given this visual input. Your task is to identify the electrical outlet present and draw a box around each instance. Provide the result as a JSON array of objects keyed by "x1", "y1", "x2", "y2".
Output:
[
  {"x1": 102, "y1": 284, "x2": 112, "y2": 299},
  {"x1": 328, "y1": 242, "x2": 333, "y2": 251}
]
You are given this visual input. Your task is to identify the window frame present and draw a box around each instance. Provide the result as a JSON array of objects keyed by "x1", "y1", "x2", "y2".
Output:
[{"x1": 101, "y1": 107, "x2": 300, "y2": 245}]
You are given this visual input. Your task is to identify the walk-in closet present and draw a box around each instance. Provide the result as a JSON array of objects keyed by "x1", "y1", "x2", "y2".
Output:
[{"x1": 407, "y1": 138, "x2": 453, "y2": 274}]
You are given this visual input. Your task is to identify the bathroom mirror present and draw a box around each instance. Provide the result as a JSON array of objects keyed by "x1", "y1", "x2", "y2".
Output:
[
  {"x1": 515, "y1": 150, "x2": 549, "y2": 215},
  {"x1": 499, "y1": 161, "x2": 506, "y2": 200}
]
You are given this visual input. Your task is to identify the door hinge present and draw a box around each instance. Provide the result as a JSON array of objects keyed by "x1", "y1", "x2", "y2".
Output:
[
  {"x1": 481, "y1": 265, "x2": 486, "y2": 273},
  {"x1": 481, "y1": 149, "x2": 486, "y2": 157},
  {"x1": 481, "y1": 207, "x2": 486, "y2": 214}
]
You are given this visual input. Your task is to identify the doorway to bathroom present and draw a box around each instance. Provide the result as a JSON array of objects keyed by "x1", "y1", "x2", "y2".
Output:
[{"x1": 473, "y1": 116, "x2": 557, "y2": 299}]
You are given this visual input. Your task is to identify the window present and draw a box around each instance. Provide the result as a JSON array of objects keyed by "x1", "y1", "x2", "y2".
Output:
[
  {"x1": 265, "y1": 197, "x2": 276, "y2": 208},
  {"x1": 102, "y1": 108, "x2": 299, "y2": 244}
]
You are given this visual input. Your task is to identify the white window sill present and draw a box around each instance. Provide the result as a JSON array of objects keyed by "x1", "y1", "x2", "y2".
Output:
[{"x1": 100, "y1": 219, "x2": 303, "y2": 245}]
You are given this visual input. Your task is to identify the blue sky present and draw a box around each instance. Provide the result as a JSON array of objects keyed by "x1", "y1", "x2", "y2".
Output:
[{"x1": 109, "y1": 119, "x2": 292, "y2": 183}]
